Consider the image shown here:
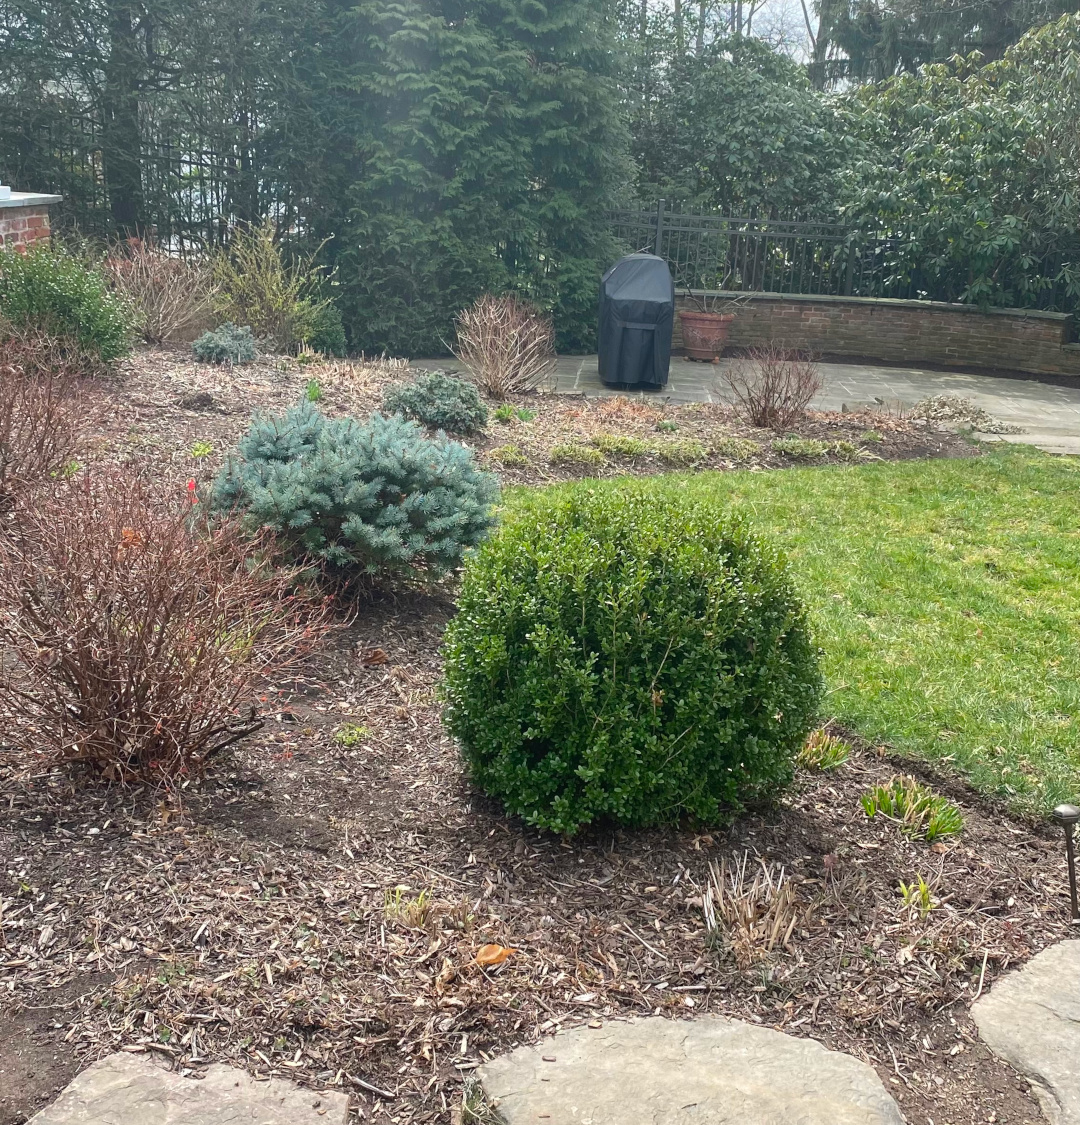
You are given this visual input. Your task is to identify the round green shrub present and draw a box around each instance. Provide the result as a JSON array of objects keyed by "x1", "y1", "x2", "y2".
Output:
[
  {"x1": 304, "y1": 301, "x2": 347, "y2": 357},
  {"x1": 0, "y1": 245, "x2": 133, "y2": 362},
  {"x1": 382, "y1": 371, "x2": 488, "y2": 433},
  {"x1": 210, "y1": 401, "x2": 499, "y2": 582},
  {"x1": 442, "y1": 489, "x2": 822, "y2": 834}
]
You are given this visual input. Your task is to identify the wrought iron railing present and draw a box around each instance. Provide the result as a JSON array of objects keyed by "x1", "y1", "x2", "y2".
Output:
[
  {"x1": 610, "y1": 200, "x2": 918, "y2": 299},
  {"x1": 611, "y1": 200, "x2": 1080, "y2": 315},
  {"x1": 0, "y1": 113, "x2": 305, "y2": 252}
]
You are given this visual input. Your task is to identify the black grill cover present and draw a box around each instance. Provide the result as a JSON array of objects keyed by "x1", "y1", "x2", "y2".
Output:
[{"x1": 598, "y1": 253, "x2": 674, "y2": 389}]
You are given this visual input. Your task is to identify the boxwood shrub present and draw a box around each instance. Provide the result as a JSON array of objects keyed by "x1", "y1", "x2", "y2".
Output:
[{"x1": 442, "y1": 488, "x2": 822, "y2": 834}]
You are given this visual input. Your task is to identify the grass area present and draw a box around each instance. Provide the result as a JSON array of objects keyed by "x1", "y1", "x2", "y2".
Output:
[{"x1": 508, "y1": 447, "x2": 1080, "y2": 817}]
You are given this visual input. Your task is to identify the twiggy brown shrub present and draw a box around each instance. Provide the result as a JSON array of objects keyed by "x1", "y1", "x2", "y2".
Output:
[
  {"x1": 0, "y1": 323, "x2": 87, "y2": 506},
  {"x1": 723, "y1": 345, "x2": 823, "y2": 430},
  {"x1": 0, "y1": 468, "x2": 330, "y2": 782},
  {"x1": 453, "y1": 295, "x2": 556, "y2": 399},
  {"x1": 104, "y1": 239, "x2": 215, "y2": 344}
]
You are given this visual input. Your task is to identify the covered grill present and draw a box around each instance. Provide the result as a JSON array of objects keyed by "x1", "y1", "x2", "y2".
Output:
[{"x1": 598, "y1": 253, "x2": 675, "y2": 390}]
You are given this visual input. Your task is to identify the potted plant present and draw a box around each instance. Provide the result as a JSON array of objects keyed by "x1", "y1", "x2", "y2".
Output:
[{"x1": 678, "y1": 288, "x2": 749, "y2": 362}]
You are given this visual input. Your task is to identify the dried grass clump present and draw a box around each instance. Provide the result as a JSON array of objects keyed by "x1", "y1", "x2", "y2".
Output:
[
  {"x1": 593, "y1": 394, "x2": 663, "y2": 425},
  {"x1": 703, "y1": 853, "x2": 805, "y2": 967},
  {"x1": 454, "y1": 294, "x2": 556, "y2": 399},
  {"x1": 0, "y1": 323, "x2": 89, "y2": 506},
  {"x1": 723, "y1": 345, "x2": 823, "y2": 430},
  {"x1": 104, "y1": 239, "x2": 215, "y2": 344},
  {"x1": 0, "y1": 468, "x2": 330, "y2": 782}
]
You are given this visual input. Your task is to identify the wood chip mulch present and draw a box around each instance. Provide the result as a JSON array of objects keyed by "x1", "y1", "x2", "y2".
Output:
[{"x1": 0, "y1": 347, "x2": 1050, "y2": 1125}]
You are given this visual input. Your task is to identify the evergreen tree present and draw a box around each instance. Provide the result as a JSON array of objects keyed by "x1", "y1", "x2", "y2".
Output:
[
  {"x1": 327, "y1": 0, "x2": 631, "y2": 355},
  {"x1": 811, "y1": 0, "x2": 1080, "y2": 86},
  {"x1": 632, "y1": 36, "x2": 853, "y2": 216}
]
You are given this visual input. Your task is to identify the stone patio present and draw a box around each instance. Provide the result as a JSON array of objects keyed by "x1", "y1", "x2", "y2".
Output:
[
  {"x1": 417, "y1": 354, "x2": 1080, "y2": 455},
  {"x1": 973, "y1": 940, "x2": 1080, "y2": 1125}
]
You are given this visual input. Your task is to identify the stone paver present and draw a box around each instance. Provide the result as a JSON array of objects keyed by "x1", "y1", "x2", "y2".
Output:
[
  {"x1": 27, "y1": 1052, "x2": 349, "y2": 1125},
  {"x1": 477, "y1": 1015, "x2": 904, "y2": 1125},
  {"x1": 416, "y1": 354, "x2": 1080, "y2": 454},
  {"x1": 973, "y1": 940, "x2": 1080, "y2": 1125}
]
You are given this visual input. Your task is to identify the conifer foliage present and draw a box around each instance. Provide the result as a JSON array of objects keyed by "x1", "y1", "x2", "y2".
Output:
[
  {"x1": 211, "y1": 402, "x2": 500, "y2": 582},
  {"x1": 331, "y1": 0, "x2": 628, "y2": 355}
]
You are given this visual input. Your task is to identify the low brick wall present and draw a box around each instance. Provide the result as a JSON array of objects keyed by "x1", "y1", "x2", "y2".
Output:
[
  {"x1": 673, "y1": 291, "x2": 1080, "y2": 379},
  {"x1": 0, "y1": 192, "x2": 62, "y2": 251}
]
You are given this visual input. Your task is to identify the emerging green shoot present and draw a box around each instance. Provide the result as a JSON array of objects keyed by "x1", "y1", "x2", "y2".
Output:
[
  {"x1": 334, "y1": 721, "x2": 369, "y2": 748},
  {"x1": 384, "y1": 887, "x2": 432, "y2": 929},
  {"x1": 862, "y1": 775, "x2": 964, "y2": 841},
  {"x1": 797, "y1": 728, "x2": 851, "y2": 771},
  {"x1": 898, "y1": 874, "x2": 937, "y2": 918}
]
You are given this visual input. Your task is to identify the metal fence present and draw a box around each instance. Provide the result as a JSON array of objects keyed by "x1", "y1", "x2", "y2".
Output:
[
  {"x1": 610, "y1": 200, "x2": 918, "y2": 299},
  {"x1": 0, "y1": 114, "x2": 304, "y2": 252},
  {"x1": 611, "y1": 200, "x2": 1080, "y2": 314}
]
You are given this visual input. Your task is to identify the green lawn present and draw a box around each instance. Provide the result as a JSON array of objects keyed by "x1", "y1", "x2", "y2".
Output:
[{"x1": 510, "y1": 447, "x2": 1080, "y2": 817}]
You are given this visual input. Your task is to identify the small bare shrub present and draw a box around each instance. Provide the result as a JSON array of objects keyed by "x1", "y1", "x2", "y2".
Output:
[
  {"x1": 0, "y1": 324, "x2": 88, "y2": 506},
  {"x1": 454, "y1": 294, "x2": 556, "y2": 398},
  {"x1": 212, "y1": 220, "x2": 327, "y2": 353},
  {"x1": 0, "y1": 468, "x2": 330, "y2": 782},
  {"x1": 104, "y1": 239, "x2": 215, "y2": 344},
  {"x1": 723, "y1": 345, "x2": 823, "y2": 430},
  {"x1": 702, "y1": 853, "x2": 805, "y2": 967}
]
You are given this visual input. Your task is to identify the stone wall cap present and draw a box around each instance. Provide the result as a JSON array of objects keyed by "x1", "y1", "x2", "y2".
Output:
[
  {"x1": 0, "y1": 191, "x2": 63, "y2": 209},
  {"x1": 681, "y1": 288, "x2": 1072, "y2": 323}
]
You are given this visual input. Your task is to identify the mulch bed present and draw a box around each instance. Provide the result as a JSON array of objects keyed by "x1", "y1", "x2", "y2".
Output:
[
  {"x1": 82, "y1": 346, "x2": 978, "y2": 490},
  {"x1": 0, "y1": 347, "x2": 1050, "y2": 1125}
]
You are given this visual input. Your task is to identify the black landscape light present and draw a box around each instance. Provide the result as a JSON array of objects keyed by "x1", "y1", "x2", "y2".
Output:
[{"x1": 1052, "y1": 803, "x2": 1080, "y2": 922}]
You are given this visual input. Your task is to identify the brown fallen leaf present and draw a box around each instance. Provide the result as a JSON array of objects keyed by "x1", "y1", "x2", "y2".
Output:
[
  {"x1": 474, "y1": 943, "x2": 518, "y2": 968},
  {"x1": 362, "y1": 647, "x2": 389, "y2": 666}
]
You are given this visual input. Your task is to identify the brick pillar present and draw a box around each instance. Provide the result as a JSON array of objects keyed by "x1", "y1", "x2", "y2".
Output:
[{"x1": 0, "y1": 188, "x2": 63, "y2": 252}]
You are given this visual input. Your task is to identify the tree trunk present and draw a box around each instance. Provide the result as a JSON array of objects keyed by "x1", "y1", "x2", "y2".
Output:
[
  {"x1": 102, "y1": 1, "x2": 145, "y2": 235},
  {"x1": 674, "y1": 0, "x2": 685, "y2": 53},
  {"x1": 810, "y1": 0, "x2": 835, "y2": 88},
  {"x1": 696, "y1": 0, "x2": 706, "y2": 54}
]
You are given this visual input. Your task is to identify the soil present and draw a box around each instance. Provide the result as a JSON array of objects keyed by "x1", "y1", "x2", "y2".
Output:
[{"x1": 0, "y1": 347, "x2": 1056, "y2": 1125}]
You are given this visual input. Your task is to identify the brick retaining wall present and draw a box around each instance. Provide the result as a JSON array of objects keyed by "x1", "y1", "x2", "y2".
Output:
[{"x1": 673, "y1": 291, "x2": 1080, "y2": 378}]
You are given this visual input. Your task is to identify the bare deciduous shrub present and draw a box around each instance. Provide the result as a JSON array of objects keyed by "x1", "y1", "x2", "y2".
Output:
[
  {"x1": 212, "y1": 220, "x2": 326, "y2": 353},
  {"x1": 0, "y1": 468, "x2": 330, "y2": 782},
  {"x1": 0, "y1": 324, "x2": 88, "y2": 506},
  {"x1": 104, "y1": 239, "x2": 215, "y2": 344},
  {"x1": 722, "y1": 345, "x2": 823, "y2": 430},
  {"x1": 702, "y1": 853, "x2": 806, "y2": 967},
  {"x1": 454, "y1": 294, "x2": 556, "y2": 398}
]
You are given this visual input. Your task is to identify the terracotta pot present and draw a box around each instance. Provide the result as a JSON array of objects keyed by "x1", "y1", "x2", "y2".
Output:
[{"x1": 679, "y1": 310, "x2": 735, "y2": 361}]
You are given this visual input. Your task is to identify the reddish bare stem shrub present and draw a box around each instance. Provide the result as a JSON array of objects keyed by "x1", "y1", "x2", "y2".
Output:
[
  {"x1": 722, "y1": 345, "x2": 824, "y2": 430},
  {"x1": 0, "y1": 323, "x2": 89, "y2": 506},
  {"x1": 0, "y1": 468, "x2": 331, "y2": 782},
  {"x1": 104, "y1": 239, "x2": 215, "y2": 344},
  {"x1": 453, "y1": 294, "x2": 557, "y2": 399}
]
